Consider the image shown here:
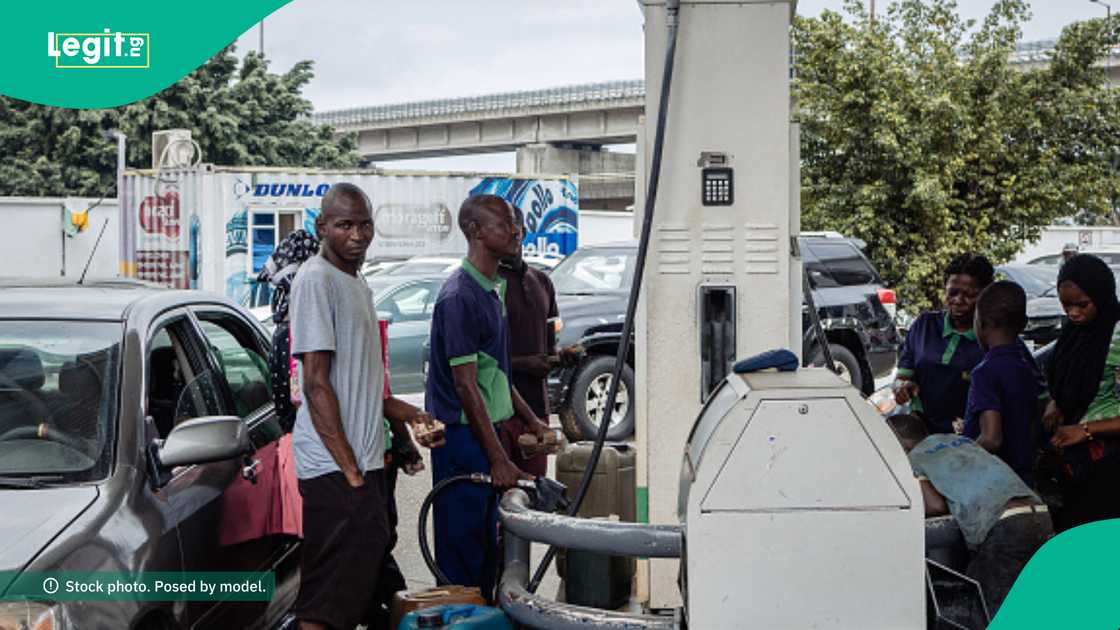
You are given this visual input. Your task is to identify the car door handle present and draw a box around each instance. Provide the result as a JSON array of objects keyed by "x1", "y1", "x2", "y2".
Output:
[{"x1": 242, "y1": 456, "x2": 261, "y2": 484}]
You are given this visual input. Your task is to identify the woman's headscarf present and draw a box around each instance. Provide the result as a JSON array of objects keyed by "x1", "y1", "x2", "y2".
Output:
[
  {"x1": 1047, "y1": 254, "x2": 1120, "y2": 424},
  {"x1": 256, "y1": 229, "x2": 320, "y2": 323}
]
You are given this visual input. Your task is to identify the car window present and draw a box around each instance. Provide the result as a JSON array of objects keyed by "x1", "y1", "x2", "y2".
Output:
[
  {"x1": 807, "y1": 242, "x2": 878, "y2": 286},
  {"x1": 149, "y1": 319, "x2": 223, "y2": 440},
  {"x1": 1029, "y1": 254, "x2": 1061, "y2": 266},
  {"x1": 172, "y1": 371, "x2": 227, "y2": 430},
  {"x1": 805, "y1": 261, "x2": 840, "y2": 288},
  {"x1": 377, "y1": 282, "x2": 438, "y2": 322},
  {"x1": 551, "y1": 248, "x2": 636, "y2": 294},
  {"x1": 0, "y1": 320, "x2": 121, "y2": 480},
  {"x1": 194, "y1": 314, "x2": 273, "y2": 418}
]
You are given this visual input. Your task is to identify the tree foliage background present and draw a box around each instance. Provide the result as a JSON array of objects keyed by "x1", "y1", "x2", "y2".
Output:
[
  {"x1": 0, "y1": 48, "x2": 359, "y2": 200},
  {"x1": 795, "y1": 0, "x2": 1120, "y2": 310},
  {"x1": 0, "y1": 3, "x2": 1116, "y2": 310}
]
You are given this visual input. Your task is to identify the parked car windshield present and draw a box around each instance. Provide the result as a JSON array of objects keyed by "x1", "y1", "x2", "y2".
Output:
[
  {"x1": 1001, "y1": 266, "x2": 1058, "y2": 298},
  {"x1": 551, "y1": 248, "x2": 636, "y2": 295},
  {"x1": 0, "y1": 320, "x2": 121, "y2": 481}
]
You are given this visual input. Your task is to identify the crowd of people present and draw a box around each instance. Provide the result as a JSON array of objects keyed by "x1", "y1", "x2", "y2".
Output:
[
  {"x1": 271, "y1": 179, "x2": 1120, "y2": 627},
  {"x1": 282, "y1": 186, "x2": 568, "y2": 630},
  {"x1": 890, "y1": 250, "x2": 1120, "y2": 614}
]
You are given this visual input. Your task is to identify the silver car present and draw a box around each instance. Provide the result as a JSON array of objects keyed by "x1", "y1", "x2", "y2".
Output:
[{"x1": 0, "y1": 280, "x2": 297, "y2": 629}]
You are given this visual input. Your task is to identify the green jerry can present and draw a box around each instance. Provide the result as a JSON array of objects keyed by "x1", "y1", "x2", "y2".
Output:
[
  {"x1": 555, "y1": 442, "x2": 636, "y2": 609},
  {"x1": 399, "y1": 604, "x2": 512, "y2": 630}
]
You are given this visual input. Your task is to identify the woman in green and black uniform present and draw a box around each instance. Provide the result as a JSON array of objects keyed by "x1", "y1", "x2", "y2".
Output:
[
  {"x1": 894, "y1": 254, "x2": 994, "y2": 433},
  {"x1": 1045, "y1": 254, "x2": 1120, "y2": 531}
]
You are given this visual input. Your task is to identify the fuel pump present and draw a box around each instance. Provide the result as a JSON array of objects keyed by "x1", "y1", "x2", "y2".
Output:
[
  {"x1": 495, "y1": 1, "x2": 928, "y2": 627},
  {"x1": 635, "y1": 0, "x2": 804, "y2": 605}
]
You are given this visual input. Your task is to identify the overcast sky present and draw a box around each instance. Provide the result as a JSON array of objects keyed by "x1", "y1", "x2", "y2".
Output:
[{"x1": 234, "y1": 0, "x2": 1104, "y2": 172}]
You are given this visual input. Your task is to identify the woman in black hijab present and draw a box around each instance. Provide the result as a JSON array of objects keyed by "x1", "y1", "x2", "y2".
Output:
[{"x1": 1045, "y1": 254, "x2": 1120, "y2": 530}]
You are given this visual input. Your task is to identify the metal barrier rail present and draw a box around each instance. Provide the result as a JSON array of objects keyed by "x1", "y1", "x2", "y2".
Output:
[
  {"x1": 498, "y1": 489, "x2": 681, "y2": 630},
  {"x1": 500, "y1": 488, "x2": 683, "y2": 558}
]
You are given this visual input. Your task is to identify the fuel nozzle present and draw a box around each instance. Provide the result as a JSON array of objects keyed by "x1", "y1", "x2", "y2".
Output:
[{"x1": 516, "y1": 476, "x2": 570, "y2": 513}]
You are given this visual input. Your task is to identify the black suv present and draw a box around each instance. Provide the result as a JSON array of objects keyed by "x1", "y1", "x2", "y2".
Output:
[{"x1": 549, "y1": 236, "x2": 900, "y2": 441}]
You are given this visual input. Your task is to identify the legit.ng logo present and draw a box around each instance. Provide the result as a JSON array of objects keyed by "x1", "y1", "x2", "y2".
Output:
[{"x1": 47, "y1": 29, "x2": 150, "y2": 69}]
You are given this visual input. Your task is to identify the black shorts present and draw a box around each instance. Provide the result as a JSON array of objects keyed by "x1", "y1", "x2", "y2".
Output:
[{"x1": 294, "y1": 470, "x2": 391, "y2": 630}]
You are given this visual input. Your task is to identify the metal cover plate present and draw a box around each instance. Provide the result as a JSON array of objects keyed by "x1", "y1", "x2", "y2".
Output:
[{"x1": 701, "y1": 397, "x2": 911, "y2": 511}]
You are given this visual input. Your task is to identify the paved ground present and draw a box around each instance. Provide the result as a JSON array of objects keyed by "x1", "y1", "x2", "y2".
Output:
[{"x1": 392, "y1": 393, "x2": 563, "y2": 599}]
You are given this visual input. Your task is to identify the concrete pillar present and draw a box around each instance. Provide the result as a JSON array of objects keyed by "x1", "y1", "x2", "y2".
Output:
[{"x1": 516, "y1": 143, "x2": 636, "y2": 210}]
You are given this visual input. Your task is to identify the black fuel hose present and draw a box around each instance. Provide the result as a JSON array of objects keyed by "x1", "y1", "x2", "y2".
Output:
[
  {"x1": 418, "y1": 472, "x2": 495, "y2": 586},
  {"x1": 525, "y1": 0, "x2": 682, "y2": 594}
]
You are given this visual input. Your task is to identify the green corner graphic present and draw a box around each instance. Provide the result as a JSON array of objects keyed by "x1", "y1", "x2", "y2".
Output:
[
  {"x1": 990, "y1": 519, "x2": 1120, "y2": 629},
  {"x1": 3, "y1": 1, "x2": 292, "y2": 108}
]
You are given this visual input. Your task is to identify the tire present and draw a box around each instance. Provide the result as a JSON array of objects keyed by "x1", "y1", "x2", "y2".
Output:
[
  {"x1": 569, "y1": 355, "x2": 636, "y2": 441},
  {"x1": 809, "y1": 343, "x2": 865, "y2": 393}
]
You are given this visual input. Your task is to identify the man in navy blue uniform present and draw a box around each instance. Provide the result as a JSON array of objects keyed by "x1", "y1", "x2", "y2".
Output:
[{"x1": 425, "y1": 194, "x2": 551, "y2": 598}]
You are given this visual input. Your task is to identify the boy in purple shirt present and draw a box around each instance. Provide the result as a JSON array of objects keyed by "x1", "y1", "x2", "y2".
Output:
[{"x1": 964, "y1": 281, "x2": 1043, "y2": 486}]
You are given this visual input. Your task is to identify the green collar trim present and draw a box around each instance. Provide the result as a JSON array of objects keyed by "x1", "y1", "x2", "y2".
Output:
[
  {"x1": 462, "y1": 258, "x2": 499, "y2": 292},
  {"x1": 462, "y1": 258, "x2": 506, "y2": 309},
  {"x1": 941, "y1": 312, "x2": 977, "y2": 342}
]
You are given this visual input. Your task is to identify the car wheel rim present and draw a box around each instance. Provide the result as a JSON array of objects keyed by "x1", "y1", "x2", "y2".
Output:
[{"x1": 585, "y1": 373, "x2": 629, "y2": 429}]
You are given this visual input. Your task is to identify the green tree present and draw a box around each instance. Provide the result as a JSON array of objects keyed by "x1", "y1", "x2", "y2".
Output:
[
  {"x1": 0, "y1": 48, "x2": 358, "y2": 199},
  {"x1": 794, "y1": 0, "x2": 1120, "y2": 310}
]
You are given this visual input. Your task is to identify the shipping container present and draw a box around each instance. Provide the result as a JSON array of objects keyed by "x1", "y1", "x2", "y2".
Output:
[{"x1": 119, "y1": 165, "x2": 578, "y2": 306}]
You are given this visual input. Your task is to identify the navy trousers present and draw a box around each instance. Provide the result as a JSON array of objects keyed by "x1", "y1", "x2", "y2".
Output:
[{"x1": 431, "y1": 423, "x2": 501, "y2": 599}]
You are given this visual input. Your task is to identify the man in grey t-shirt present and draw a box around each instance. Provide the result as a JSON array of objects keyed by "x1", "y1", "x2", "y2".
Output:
[{"x1": 289, "y1": 183, "x2": 438, "y2": 630}]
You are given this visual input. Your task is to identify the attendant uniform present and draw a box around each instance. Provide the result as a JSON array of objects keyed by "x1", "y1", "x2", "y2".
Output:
[
  {"x1": 426, "y1": 259, "x2": 514, "y2": 597},
  {"x1": 898, "y1": 311, "x2": 985, "y2": 433}
]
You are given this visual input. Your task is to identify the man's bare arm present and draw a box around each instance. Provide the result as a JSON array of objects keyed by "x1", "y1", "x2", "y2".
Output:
[
  {"x1": 451, "y1": 362, "x2": 529, "y2": 487},
  {"x1": 975, "y1": 410, "x2": 1004, "y2": 453},
  {"x1": 511, "y1": 385, "x2": 547, "y2": 433},
  {"x1": 384, "y1": 396, "x2": 444, "y2": 448},
  {"x1": 301, "y1": 351, "x2": 362, "y2": 487},
  {"x1": 919, "y1": 479, "x2": 949, "y2": 518},
  {"x1": 384, "y1": 396, "x2": 422, "y2": 439}
]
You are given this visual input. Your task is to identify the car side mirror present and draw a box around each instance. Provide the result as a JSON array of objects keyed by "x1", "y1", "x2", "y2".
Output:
[
  {"x1": 377, "y1": 310, "x2": 395, "y2": 324},
  {"x1": 148, "y1": 416, "x2": 250, "y2": 489}
]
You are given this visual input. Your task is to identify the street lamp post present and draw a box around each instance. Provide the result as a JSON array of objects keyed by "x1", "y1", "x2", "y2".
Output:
[{"x1": 1092, "y1": 0, "x2": 1113, "y2": 87}]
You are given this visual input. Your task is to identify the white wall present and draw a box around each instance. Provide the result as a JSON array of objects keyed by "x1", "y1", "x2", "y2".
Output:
[
  {"x1": 580, "y1": 209, "x2": 635, "y2": 247},
  {"x1": 0, "y1": 197, "x2": 120, "y2": 279}
]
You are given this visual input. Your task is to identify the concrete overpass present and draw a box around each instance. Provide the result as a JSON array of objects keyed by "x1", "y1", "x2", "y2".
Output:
[
  {"x1": 1011, "y1": 38, "x2": 1120, "y2": 82},
  {"x1": 312, "y1": 80, "x2": 644, "y2": 161},
  {"x1": 311, "y1": 80, "x2": 641, "y2": 208},
  {"x1": 310, "y1": 38, "x2": 1119, "y2": 208}
]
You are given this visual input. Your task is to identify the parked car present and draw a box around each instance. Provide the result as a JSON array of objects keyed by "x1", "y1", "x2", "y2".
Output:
[
  {"x1": 374, "y1": 277, "x2": 446, "y2": 394},
  {"x1": 366, "y1": 256, "x2": 460, "y2": 296},
  {"x1": 548, "y1": 237, "x2": 901, "y2": 441},
  {"x1": 996, "y1": 264, "x2": 1064, "y2": 348},
  {"x1": 523, "y1": 254, "x2": 564, "y2": 272},
  {"x1": 361, "y1": 256, "x2": 411, "y2": 278},
  {"x1": 1028, "y1": 247, "x2": 1120, "y2": 267},
  {"x1": 0, "y1": 279, "x2": 298, "y2": 630}
]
